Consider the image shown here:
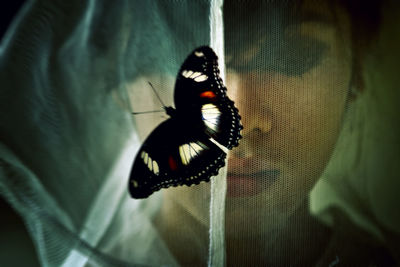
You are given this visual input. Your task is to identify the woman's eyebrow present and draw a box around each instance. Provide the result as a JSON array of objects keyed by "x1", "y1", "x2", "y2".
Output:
[{"x1": 300, "y1": 11, "x2": 334, "y2": 26}]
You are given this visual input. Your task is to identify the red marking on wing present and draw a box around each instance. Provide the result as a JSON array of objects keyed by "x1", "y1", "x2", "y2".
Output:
[
  {"x1": 200, "y1": 91, "x2": 216, "y2": 99},
  {"x1": 168, "y1": 156, "x2": 178, "y2": 171}
]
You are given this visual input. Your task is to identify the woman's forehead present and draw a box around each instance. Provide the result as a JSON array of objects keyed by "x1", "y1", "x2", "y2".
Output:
[
  {"x1": 223, "y1": 0, "x2": 340, "y2": 29},
  {"x1": 299, "y1": 0, "x2": 336, "y2": 26},
  {"x1": 223, "y1": 0, "x2": 346, "y2": 74}
]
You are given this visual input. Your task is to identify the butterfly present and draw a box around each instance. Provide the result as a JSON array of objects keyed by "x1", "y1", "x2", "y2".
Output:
[{"x1": 129, "y1": 46, "x2": 242, "y2": 199}]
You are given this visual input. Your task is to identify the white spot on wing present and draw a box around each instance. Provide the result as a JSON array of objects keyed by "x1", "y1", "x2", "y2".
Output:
[
  {"x1": 179, "y1": 142, "x2": 204, "y2": 165},
  {"x1": 201, "y1": 104, "x2": 221, "y2": 131},
  {"x1": 141, "y1": 151, "x2": 159, "y2": 175},
  {"x1": 182, "y1": 70, "x2": 193, "y2": 78},
  {"x1": 190, "y1": 72, "x2": 202, "y2": 78},
  {"x1": 190, "y1": 143, "x2": 203, "y2": 158},
  {"x1": 153, "y1": 160, "x2": 159, "y2": 175},
  {"x1": 179, "y1": 145, "x2": 189, "y2": 165},
  {"x1": 194, "y1": 51, "x2": 204, "y2": 57},
  {"x1": 181, "y1": 70, "x2": 188, "y2": 78},
  {"x1": 194, "y1": 74, "x2": 208, "y2": 82},
  {"x1": 182, "y1": 69, "x2": 208, "y2": 82}
]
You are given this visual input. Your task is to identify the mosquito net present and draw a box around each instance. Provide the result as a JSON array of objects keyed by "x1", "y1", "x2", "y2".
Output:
[{"x1": 0, "y1": 0, "x2": 399, "y2": 266}]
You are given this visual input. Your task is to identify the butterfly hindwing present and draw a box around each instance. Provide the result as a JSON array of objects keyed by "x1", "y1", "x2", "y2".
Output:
[{"x1": 129, "y1": 119, "x2": 226, "y2": 199}]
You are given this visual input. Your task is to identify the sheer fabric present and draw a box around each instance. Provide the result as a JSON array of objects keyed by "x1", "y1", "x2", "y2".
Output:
[{"x1": 0, "y1": 0, "x2": 399, "y2": 266}]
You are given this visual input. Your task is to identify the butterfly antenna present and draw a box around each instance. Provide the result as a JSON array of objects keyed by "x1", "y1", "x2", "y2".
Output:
[
  {"x1": 131, "y1": 82, "x2": 169, "y2": 115},
  {"x1": 148, "y1": 82, "x2": 166, "y2": 108},
  {"x1": 132, "y1": 110, "x2": 164, "y2": 115}
]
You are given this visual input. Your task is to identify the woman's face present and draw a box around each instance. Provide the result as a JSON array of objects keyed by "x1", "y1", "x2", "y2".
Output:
[
  {"x1": 129, "y1": 0, "x2": 353, "y2": 237},
  {"x1": 222, "y1": 0, "x2": 353, "y2": 236}
]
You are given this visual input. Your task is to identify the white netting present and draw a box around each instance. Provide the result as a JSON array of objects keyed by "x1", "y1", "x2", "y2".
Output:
[{"x1": 1, "y1": 0, "x2": 399, "y2": 266}]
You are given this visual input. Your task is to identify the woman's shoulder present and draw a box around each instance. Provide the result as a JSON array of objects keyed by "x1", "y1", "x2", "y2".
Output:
[{"x1": 315, "y1": 209, "x2": 398, "y2": 267}]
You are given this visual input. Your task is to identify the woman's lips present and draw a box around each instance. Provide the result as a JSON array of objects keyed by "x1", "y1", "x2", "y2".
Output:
[
  {"x1": 227, "y1": 157, "x2": 280, "y2": 197},
  {"x1": 227, "y1": 170, "x2": 280, "y2": 197}
]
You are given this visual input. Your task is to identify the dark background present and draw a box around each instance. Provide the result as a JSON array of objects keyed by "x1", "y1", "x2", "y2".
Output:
[{"x1": 1, "y1": 1, "x2": 40, "y2": 266}]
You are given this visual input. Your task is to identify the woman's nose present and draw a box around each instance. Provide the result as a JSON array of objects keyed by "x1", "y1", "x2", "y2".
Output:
[
  {"x1": 240, "y1": 106, "x2": 272, "y2": 136},
  {"x1": 226, "y1": 70, "x2": 273, "y2": 158},
  {"x1": 232, "y1": 108, "x2": 273, "y2": 158},
  {"x1": 226, "y1": 70, "x2": 273, "y2": 136}
]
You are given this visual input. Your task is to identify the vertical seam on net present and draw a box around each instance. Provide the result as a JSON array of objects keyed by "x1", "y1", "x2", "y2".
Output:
[{"x1": 208, "y1": 0, "x2": 226, "y2": 266}]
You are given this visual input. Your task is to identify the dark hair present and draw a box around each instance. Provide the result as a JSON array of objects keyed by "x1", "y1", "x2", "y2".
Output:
[
  {"x1": 336, "y1": 0, "x2": 383, "y2": 91},
  {"x1": 338, "y1": 0, "x2": 382, "y2": 47}
]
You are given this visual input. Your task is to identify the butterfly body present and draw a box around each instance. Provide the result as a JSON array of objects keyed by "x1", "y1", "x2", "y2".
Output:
[{"x1": 129, "y1": 46, "x2": 242, "y2": 199}]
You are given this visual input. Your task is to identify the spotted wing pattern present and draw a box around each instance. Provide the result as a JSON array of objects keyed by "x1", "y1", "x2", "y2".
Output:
[
  {"x1": 174, "y1": 46, "x2": 242, "y2": 149},
  {"x1": 129, "y1": 120, "x2": 226, "y2": 199},
  {"x1": 129, "y1": 46, "x2": 242, "y2": 199}
]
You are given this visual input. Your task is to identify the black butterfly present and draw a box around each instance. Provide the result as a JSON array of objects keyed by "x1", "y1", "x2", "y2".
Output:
[{"x1": 129, "y1": 46, "x2": 242, "y2": 199}]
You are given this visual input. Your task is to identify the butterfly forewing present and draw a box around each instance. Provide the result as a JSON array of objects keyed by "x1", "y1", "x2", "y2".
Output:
[{"x1": 174, "y1": 46, "x2": 242, "y2": 148}]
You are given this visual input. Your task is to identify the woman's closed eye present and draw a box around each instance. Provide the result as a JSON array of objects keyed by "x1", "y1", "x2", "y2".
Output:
[{"x1": 228, "y1": 35, "x2": 328, "y2": 76}]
